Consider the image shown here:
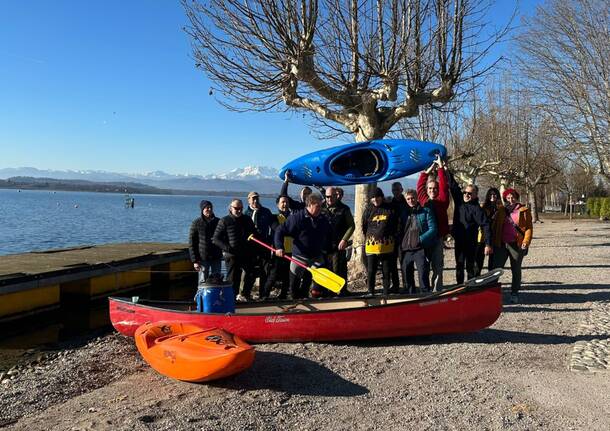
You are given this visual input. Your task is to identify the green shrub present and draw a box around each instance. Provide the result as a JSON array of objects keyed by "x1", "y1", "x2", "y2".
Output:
[
  {"x1": 600, "y1": 198, "x2": 610, "y2": 219},
  {"x1": 587, "y1": 197, "x2": 599, "y2": 217}
]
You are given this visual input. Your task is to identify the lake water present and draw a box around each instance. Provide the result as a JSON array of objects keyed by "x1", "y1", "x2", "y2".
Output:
[{"x1": 0, "y1": 189, "x2": 280, "y2": 256}]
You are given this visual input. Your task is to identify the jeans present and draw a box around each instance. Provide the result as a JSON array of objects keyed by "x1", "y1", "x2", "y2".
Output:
[
  {"x1": 492, "y1": 242, "x2": 525, "y2": 294},
  {"x1": 197, "y1": 259, "x2": 222, "y2": 285},
  {"x1": 401, "y1": 249, "x2": 430, "y2": 293},
  {"x1": 225, "y1": 255, "x2": 256, "y2": 299},
  {"x1": 425, "y1": 240, "x2": 444, "y2": 291},
  {"x1": 366, "y1": 253, "x2": 392, "y2": 295}
]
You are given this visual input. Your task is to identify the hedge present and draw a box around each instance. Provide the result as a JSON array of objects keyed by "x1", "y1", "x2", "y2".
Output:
[{"x1": 587, "y1": 197, "x2": 610, "y2": 218}]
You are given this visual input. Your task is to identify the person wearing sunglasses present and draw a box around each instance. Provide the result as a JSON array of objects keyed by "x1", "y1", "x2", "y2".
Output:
[
  {"x1": 212, "y1": 198, "x2": 257, "y2": 302},
  {"x1": 321, "y1": 186, "x2": 354, "y2": 295},
  {"x1": 448, "y1": 172, "x2": 492, "y2": 285}
]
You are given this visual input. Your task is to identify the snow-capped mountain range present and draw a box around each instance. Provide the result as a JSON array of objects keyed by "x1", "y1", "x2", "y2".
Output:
[{"x1": 0, "y1": 166, "x2": 282, "y2": 193}]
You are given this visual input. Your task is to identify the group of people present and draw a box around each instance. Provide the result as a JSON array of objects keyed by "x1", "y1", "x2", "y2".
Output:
[{"x1": 188, "y1": 157, "x2": 533, "y2": 304}]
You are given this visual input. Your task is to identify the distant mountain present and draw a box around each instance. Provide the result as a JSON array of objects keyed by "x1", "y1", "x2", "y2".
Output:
[
  {"x1": 0, "y1": 166, "x2": 416, "y2": 195},
  {"x1": 0, "y1": 166, "x2": 282, "y2": 194}
]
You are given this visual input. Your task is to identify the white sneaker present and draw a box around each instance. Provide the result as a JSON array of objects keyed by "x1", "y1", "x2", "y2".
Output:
[{"x1": 235, "y1": 294, "x2": 248, "y2": 303}]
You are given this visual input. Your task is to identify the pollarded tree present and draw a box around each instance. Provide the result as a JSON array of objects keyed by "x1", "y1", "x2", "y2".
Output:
[{"x1": 182, "y1": 0, "x2": 508, "y2": 276}]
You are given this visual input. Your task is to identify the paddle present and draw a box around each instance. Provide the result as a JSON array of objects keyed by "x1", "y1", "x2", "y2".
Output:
[{"x1": 247, "y1": 235, "x2": 345, "y2": 294}]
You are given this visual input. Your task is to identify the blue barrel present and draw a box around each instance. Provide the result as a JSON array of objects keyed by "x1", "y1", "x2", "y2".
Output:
[{"x1": 195, "y1": 283, "x2": 235, "y2": 313}]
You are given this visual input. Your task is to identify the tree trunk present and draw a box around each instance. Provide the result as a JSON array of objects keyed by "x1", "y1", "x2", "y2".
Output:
[
  {"x1": 348, "y1": 183, "x2": 376, "y2": 286},
  {"x1": 347, "y1": 130, "x2": 382, "y2": 287},
  {"x1": 529, "y1": 188, "x2": 540, "y2": 223}
]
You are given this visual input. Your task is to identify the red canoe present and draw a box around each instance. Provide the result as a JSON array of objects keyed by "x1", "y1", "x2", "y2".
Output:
[{"x1": 109, "y1": 270, "x2": 503, "y2": 343}]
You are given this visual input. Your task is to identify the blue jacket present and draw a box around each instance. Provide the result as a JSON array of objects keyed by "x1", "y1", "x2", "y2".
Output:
[
  {"x1": 398, "y1": 204, "x2": 438, "y2": 249},
  {"x1": 244, "y1": 205, "x2": 274, "y2": 243},
  {"x1": 274, "y1": 209, "x2": 331, "y2": 258}
]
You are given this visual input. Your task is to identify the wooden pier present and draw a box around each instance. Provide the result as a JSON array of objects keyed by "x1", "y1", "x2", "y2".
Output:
[{"x1": 0, "y1": 243, "x2": 194, "y2": 320}]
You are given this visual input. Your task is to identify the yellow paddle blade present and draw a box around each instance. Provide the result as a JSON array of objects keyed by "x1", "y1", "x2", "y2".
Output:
[{"x1": 307, "y1": 267, "x2": 345, "y2": 293}]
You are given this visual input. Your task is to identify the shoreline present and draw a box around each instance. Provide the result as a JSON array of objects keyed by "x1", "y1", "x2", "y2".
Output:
[{"x1": 1, "y1": 219, "x2": 609, "y2": 430}]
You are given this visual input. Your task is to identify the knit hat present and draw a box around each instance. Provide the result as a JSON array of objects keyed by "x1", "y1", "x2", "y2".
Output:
[
  {"x1": 502, "y1": 188, "x2": 519, "y2": 200},
  {"x1": 199, "y1": 200, "x2": 213, "y2": 210},
  {"x1": 373, "y1": 187, "x2": 384, "y2": 198}
]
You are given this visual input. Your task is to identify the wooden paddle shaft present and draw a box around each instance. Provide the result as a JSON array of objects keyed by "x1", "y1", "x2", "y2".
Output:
[{"x1": 247, "y1": 235, "x2": 308, "y2": 270}]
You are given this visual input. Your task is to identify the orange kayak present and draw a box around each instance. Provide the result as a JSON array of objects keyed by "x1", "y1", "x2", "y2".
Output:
[{"x1": 135, "y1": 322, "x2": 255, "y2": 382}]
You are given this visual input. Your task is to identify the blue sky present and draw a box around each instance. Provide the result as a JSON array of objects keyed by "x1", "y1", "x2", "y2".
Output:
[{"x1": 0, "y1": 1, "x2": 539, "y2": 176}]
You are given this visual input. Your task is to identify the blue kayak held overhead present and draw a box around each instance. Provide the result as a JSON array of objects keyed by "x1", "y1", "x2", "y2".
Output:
[{"x1": 278, "y1": 139, "x2": 447, "y2": 186}]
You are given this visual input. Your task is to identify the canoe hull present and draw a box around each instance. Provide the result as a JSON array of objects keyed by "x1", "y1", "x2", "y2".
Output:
[
  {"x1": 135, "y1": 323, "x2": 255, "y2": 382},
  {"x1": 111, "y1": 284, "x2": 502, "y2": 343},
  {"x1": 278, "y1": 139, "x2": 447, "y2": 186}
]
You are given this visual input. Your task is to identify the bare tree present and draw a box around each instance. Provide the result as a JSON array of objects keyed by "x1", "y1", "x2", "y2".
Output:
[
  {"x1": 518, "y1": 0, "x2": 610, "y2": 181},
  {"x1": 182, "y1": 0, "x2": 508, "y2": 276}
]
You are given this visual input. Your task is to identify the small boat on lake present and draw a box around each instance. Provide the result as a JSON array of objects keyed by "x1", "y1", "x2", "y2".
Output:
[
  {"x1": 278, "y1": 138, "x2": 447, "y2": 186},
  {"x1": 135, "y1": 322, "x2": 255, "y2": 382},
  {"x1": 110, "y1": 270, "x2": 503, "y2": 343}
]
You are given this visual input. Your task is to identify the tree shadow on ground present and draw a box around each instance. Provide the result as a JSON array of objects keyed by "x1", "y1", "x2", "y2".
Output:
[
  {"x1": 505, "y1": 285, "x2": 610, "y2": 306},
  {"x1": 338, "y1": 328, "x2": 608, "y2": 348},
  {"x1": 213, "y1": 351, "x2": 369, "y2": 397},
  {"x1": 522, "y1": 264, "x2": 610, "y2": 270}
]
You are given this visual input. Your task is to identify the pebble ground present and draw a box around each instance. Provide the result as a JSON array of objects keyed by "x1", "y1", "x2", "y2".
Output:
[{"x1": 1, "y1": 219, "x2": 609, "y2": 431}]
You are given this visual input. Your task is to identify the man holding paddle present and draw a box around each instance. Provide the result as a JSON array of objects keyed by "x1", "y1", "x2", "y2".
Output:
[{"x1": 273, "y1": 194, "x2": 332, "y2": 299}]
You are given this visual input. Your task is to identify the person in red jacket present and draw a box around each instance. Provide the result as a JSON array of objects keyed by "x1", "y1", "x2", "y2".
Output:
[{"x1": 416, "y1": 155, "x2": 450, "y2": 291}]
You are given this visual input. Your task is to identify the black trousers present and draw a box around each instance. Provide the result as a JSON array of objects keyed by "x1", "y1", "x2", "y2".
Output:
[
  {"x1": 225, "y1": 255, "x2": 256, "y2": 298},
  {"x1": 389, "y1": 249, "x2": 401, "y2": 293},
  {"x1": 261, "y1": 255, "x2": 290, "y2": 299},
  {"x1": 366, "y1": 254, "x2": 392, "y2": 295},
  {"x1": 474, "y1": 242, "x2": 492, "y2": 276},
  {"x1": 288, "y1": 255, "x2": 323, "y2": 299},
  {"x1": 454, "y1": 238, "x2": 478, "y2": 284},
  {"x1": 325, "y1": 250, "x2": 348, "y2": 295},
  {"x1": 401, "y1": 249, "x2": 430, "y2": 293}
]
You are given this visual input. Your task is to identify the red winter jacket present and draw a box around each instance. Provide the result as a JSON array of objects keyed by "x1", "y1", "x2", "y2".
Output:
[{"x1": 416, "y1": 168, "x2": 450, "y2": 237}]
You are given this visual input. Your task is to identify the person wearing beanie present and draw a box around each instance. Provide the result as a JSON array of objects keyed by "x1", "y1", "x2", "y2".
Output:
[
  {"x1": 362, "y1": 187, "x2": 399, "y2": 296},
  {"x1": 189, "y1": 200, "x2": 222, "y2": 283},
  {"x1": 491, "y1": 188, "x2": 533, "y2": 304}
]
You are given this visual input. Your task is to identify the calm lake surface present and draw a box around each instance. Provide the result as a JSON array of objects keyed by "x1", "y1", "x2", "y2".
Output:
[{"x1": 0, "y1": 189, "x2": 280, "y2": 256}]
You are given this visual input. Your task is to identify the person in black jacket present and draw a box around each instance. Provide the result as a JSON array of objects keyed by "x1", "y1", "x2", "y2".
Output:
[
  {"x1": 274, "y1": 194, "x2": 331, "y2": 299},
  {"x1": 447, "y1": 172, "x2": 492, "y2": 284},
  {"x1": 362, "y1": 188, "x2": 399, "y2": 296},
  {"x1": 321, "y1": 186, "x2": 354, "y2": 294},
  {"x1": 212, "y1": 199, "x2": 257, "y2": 301},
  {"x1": 280, "y1": 170, "x2": 312, "y2": 211},
  {"x1": 260, "y1": 195, "x2": 292, "y2": 299},
  {"x1": 244, "y1": 191, "x2": 275, "y2": 298},
  {"x1": 189, "y1": 200, "x2": 222, "y2": 283}
]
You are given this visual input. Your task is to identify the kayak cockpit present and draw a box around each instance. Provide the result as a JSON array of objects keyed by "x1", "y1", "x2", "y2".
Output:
[{"x1": 330, "y1": 148, "x2": 383, "y2": 178}]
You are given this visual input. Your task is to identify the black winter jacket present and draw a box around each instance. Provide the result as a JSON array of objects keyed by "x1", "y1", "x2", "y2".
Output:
[
  {"x1": 212, "y1": 214, "x2": 257, "y2": 258},
  {"x1": 448, "y1": 172, "x2": 491, "y2": 245},
  {"x1": 188, "y1": 216, "x2": 222, "y2": 262},
  {"x1": 321, "y1": 201, "x2": 355, "y2": 250}
]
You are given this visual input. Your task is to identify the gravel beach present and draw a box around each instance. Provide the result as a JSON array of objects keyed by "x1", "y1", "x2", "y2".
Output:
[{"x1": 1, "y1": 219, "x2": 609, "y2": 431}]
